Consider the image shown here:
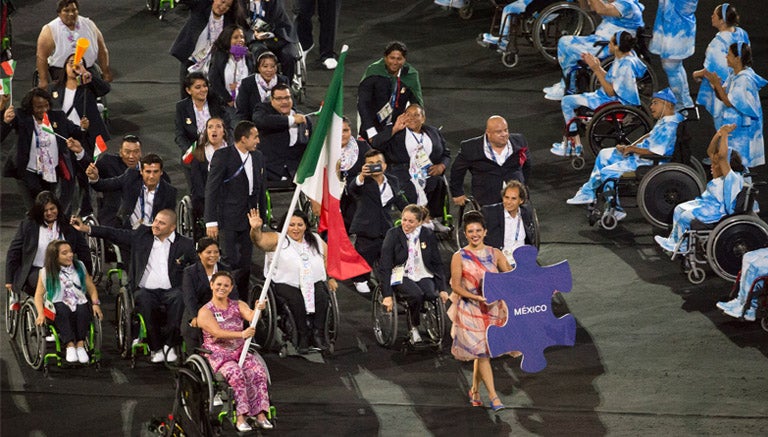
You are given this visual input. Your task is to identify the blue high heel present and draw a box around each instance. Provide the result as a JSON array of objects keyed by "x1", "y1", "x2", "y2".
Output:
[{"x1": 489, "y1": 396, "x2": 506, "y2": 412}]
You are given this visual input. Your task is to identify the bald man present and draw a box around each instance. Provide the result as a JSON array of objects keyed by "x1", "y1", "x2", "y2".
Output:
[{"x1": 449, "y1": 116, "x2": 531, "y2": 207}]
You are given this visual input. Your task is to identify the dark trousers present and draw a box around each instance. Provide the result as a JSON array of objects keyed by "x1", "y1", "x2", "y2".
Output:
[
  {"x1": 351, "y1": 235, "x2": 383, "y2": 283},
  {"x1": 53, "y1": 302, "x2": 92, "y2": 345},
  {"x1": 219, "y1": 228, "x2": 253, "y2": 295},
  {"x1": 273, "y1": 281, "x2": 329, "y2": 341},
  {"x1": 394, "y1": 277, "x2": 437, "y2": 327},
  {"x1": 294, "y1": 0, "x2": 340, "y2": 60},
  {"x1": 134, "y1": 287, "x2": 184, "y2": 351}
]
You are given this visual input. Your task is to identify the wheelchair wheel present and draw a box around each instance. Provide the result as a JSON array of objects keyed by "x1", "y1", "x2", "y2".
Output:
[
  {"x1": 176, "y1": 195, "x2": 195, "y2": 239},
  {"x1": 19, "y1": 300, "x2": 46, "y2": 370},
  {"x1": 454, "y1": 197, "x2": 481, "y2": 250},
  {"x1": 176, "y1": 365, "x2": 212, "y2": 436},
  {"x1": 532, "y1": 1, "x2": 597, "y2": 65},
  {"x1": 274, "y1": 296, "x2": 298, "y2": 357},
  {"x1": 115, "y1": 287, "x2": 133, "y2": 358},
  {"x1": 83, "y1": 215, "x2": 105, "y2": 285},
  {"x1": 184, "y1": 354, "x2": 215, "y2": 416},
  {"x1": 531, "y1": 206, "x2": 541, "y2": 249},
  {"x1": 248, "y1": 282, "x2": 277, "y2": 352},
  {"x1": 87, "y1": 313, "x2": 103, "y2": 365},
  {"x1": 706, "y1": 215, "x2": 768, "y2": 282},
  {"x1": 590, "y1": 57, "x2": 658, "y2": 104},
  {"x1": 637, "y1": 163, "x2": 706, "y2": 229},
  {"x1": 585, "y1": 104, "x2": 653, "y2": 157},
  {"x1": 292, "y1": 43, "x2": 308, "y2": 104},
  {"x1": 324, "y1": 290, "x2": 340, "y2": 354},
  {"x1": 371, "y1": 284, "x2": 398, "y2": 348},
  {"x1": 421, "y1": 298, "x2": 446, "y2": 348},
  {"x1": 5, "y1": 288, "x2": 20, "y2": 339}
]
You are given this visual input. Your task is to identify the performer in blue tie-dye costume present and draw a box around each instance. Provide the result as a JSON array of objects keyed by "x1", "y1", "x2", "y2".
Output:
[
  {"x1": 566, "y1": 89, "x2": 682, "y2": 215},
  {"x1": 649, "y1": 0, "x2": 698, "y2": 110},
  {"x1": 703, "y1": 43, "x2": 766, "y2": 168},
  {"x1": 717, "y1": 247, "x2": 768, "y2": 322},
  {"x1": 551, "y1": 31, "x2": 647, "y2": 156},
  {"x1": 692, "y1": 3, "x2": 750, "y2": 121},
  {"x1": 478, "y1": 0, "x2": 536, "y2": 49},
  {"x1": 655, "y1": 124, "x2": 745, "y2": 252},
  {"x1": 543, "y1": 0, "x2": 644, "y2": 100}
]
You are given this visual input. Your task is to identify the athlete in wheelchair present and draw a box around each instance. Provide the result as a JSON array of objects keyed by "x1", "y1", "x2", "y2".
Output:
[
  {"x1": 477, "y1": 0, "x2": 598, "y2": 68},
  {"x1": 481, "y1": 180, "x2": 540, "y2": 266},
  {"x1": 373, "y1": 205, "x2": 449, "y2": 349},
  {"x1": 717, "y1": 247, "x2": 768, "y2": 327},
  {"x1": 550, "y1": 30, "x2": 648, "y2": 162},
  {"x1": 190, "y1": 270, "x2": 273, "y2": 432},
  {"x1": 655, "y1": 125, "x2": 768, "y2": 284},
  {"x1": 249, "y1": 208, "x2": 339, "y2": 355},
  {"x1": 19, "y1": 240, "x2": 103, "y2": 372},
  {"x1": 565, "y1": 88, "x2": 694, "y2": 229}
]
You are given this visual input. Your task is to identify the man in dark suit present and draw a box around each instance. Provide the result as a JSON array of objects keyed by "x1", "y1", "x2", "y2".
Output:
[
  {"x1": 72, "y1": 209, "x2": 196, "y2": 363},
  {"x1": 347, "y1": 149, "x2": 408, "y2": 293},
  {"x1": 249, "y1": 84, "x2": 311, "y2": 182},
  {"x1": 482, "y1": 180, "x2": 538, "y2": 267},
  {"x1": 86, "y1": 153, "x2": 177, "y2": 229},
  {"x1": 93, "y1": 135, "x2": 142, "y2": 227},
  {"x1": 205, "y1": 120, "x2": 267, "y2": 294},
  {"x1": 450, "y1": 115, "x2": 531, "y2": 207},
  {"x1": 371, "y1": 104, "x2": 450, "y2": 221}
]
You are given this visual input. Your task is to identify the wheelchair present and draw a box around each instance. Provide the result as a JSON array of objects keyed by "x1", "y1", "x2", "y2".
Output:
[
  {"x1": 146, "y1": 0, "x2": 175, "y2": 21},
  {"x1": 82, "y1": 215, "x2": 130, "y2": 293},
  {"x1": 114, "y1": 286, "x2": 154, "y2": 367},
  {"x1": 452, "y1": 193, "x2": 541, "y2": 251},
  {"x1": 5, "y1": 285, "x2": 23, "y2": 340},
  {"x1": 176, "y1": 195, "x2": 206, "y2": 241},
  {"x1": 727, "y1": 273, "x2": 768, "y2": 332},
  {"x1": 670, "y1": 183, "x2": 768, "y2": 284},
  {"x1": 17, "y1": 297, "x2": 103, "y2": 375},
  {"x1": 249, "y1": 278, "x2": 340, "y2": 356},
  {"x1": 173, "y1": 351, "x2": 276, "y2": 434},
  {"x1": 478, "y1": 0, "x2": 597, "y2": 68},
  {"x1": 371, "y1": 280, "x2": 448, "y2": 352}
]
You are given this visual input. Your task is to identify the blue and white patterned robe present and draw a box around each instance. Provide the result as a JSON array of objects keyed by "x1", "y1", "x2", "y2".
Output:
[
  {"x1": 696, "y1": 27, "x2": 750, "y2": 118},
  {"x1": 649, "y1": 0, "x2": 698, "y2": 60},
  {"x1": 714, "y1": 68, "x2": 767, "y2": 168}
]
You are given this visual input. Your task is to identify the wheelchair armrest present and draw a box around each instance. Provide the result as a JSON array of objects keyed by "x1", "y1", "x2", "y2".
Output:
[
  {"x1": 593, "y1": 40, "x2": 609, "y2": 48},
  {"x1": 690, "y1": 219, "x2": 715, "y2": 231},
  {"x1": 192, "y1": 347, "x2": 213, "y2": 355},
  {"x1": 644, "y1": 154, "x2": 671, "y2": 164}
]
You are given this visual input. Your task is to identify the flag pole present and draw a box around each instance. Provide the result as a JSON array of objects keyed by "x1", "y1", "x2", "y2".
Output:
[{"x1": 238, "y1": 185, "x2": 303, "y2": 367}]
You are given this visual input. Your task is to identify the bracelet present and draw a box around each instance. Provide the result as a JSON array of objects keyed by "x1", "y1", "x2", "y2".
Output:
[{"x1": 92, "y1": 300, "x2": 100, "y2": 305}]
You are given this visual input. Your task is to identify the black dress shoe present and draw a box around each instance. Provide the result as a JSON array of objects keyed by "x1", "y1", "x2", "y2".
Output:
[
  {"x1": 298, "y1": 336, "x2": 309, "y2": 354},
  {"x1": 312, "y1": 333, "x2": 328, "y2": 351}
]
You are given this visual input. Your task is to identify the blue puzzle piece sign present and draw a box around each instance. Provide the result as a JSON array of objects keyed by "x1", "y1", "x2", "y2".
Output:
[{"x1": 484, "y1": 245, "x2": 576, "y2": 373}]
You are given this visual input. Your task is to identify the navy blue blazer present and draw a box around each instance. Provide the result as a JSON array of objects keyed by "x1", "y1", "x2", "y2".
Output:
[
  {"x1": 89, "y1": 226, "x2": 195, "y2": 291},
  {"x1": 378, "y1": 225, "x2": 447, "y2": 298},
  {"x1": 174, "y1": 94, "x2": 232, "y2": 154},
  {"x1": 49, "y1": 73, "x2": 111, "y2": 145},
  {"x1": 207, "y1": 48, "x2": 256, "y2": 105},
  {"x1": 204, "y1": 145, "x2": 267, "y2": 231},
  {"x1": 449, "y1": 134, "x2": 531, "y2": 207},
  {"x1": 169, "y1": 0, "x2": 248, "y2": 63},
  {"x1": 347, "y1": 174, "x2": 408, "y2": 239},
  {"x1": 234, "y1": 73, "x2": 289, "y2": 123},
  {"x1": 5, "y1": 218, "x2": 92, "y2": 292},
  {"x1": 481, "y1": 203, "x2": 538, "y2": 250},
  {"x1": 91, "y1": 167, "x2": 178, "y2": 229},
  {"x1": 371, "y1": 124, "x2": 451, "y2": 169},
  {"x1": 252, "y1": 102, "x2": 311, "y2": 181}
]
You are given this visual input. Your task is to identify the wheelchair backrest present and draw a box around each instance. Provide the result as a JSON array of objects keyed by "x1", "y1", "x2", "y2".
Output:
[
  {"x1": 670, "y1": 120, "x2": 693, "y2": 165},
  {"x1": 733, "y1": 183, "x2": 758, "y2": 215}
]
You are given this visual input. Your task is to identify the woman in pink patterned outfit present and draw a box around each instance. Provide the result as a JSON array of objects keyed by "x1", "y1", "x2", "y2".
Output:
[
  {"x1": 447, "y1": 211, "x2": 516, "y2": 412},
  {"x1": 197, "y1": 271, "x2": 273, "y2": 432}
]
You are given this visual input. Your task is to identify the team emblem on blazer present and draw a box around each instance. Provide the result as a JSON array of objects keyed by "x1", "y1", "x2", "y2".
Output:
[
  {"x1": 52, "y1": 91, "x2": 59, "y2": 99},
  {"x1": 186, "y1": 118, "x2": 192, "y2": 125},
  {"x1": 53, "y1": 122, "x2": 58, "y2": 128},
  {"x1": 421, "y1": 242, "x2": 426, "y2": 249}
]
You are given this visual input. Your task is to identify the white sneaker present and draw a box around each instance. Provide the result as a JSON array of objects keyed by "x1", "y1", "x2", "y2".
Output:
[
  {"x1": 322, "y1": 57, "x2": 337, "y2": 70},
  {"x1": 566, "y1": 190, "x2": 595, "y2": 205},
  {"x1": 614, "y1": 210, "x2": 627, "y2": 222},
  {"x1": 213, "y1": 392, "x2": 224, "y2": 406},
  {"x1": 150, "y1": 349, "x2": 165, "y2": 363},
  {"x1": 654, "y1": 235, "x2": 676, "y2": 253},
  {"x1": 409, "y1": 327, "x2": 422, "y2": 344},
  {"x1": 65, "y1": 347, "x2": 77, "y2": 363},
  {"x1": 76, "y1": 347, "x2": 89, "y2": 363},
  {"x1": 543, "y1": 82, "x2": 565, "y2": 100},
  {"x1": 542, "y1": 81, "x2": 562, "y2": 93},
  {"x1": 550, "y1": 141, "x2": 572, "y2": 157},
  {"x1": 164, "y1": 345, "x2": 178, "y2": 362},
  {"x1": 354, "y1": 281, "x2": 371, "y2": 293},
  {"x1": 723, "y1": 304, "x2": 756, "y2": 321},
  {"x1": 478, "y1": 32, "x2": 498, "y2": 48}
]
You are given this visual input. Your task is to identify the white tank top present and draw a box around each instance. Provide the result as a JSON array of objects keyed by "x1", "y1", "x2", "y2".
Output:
[
  {"x1": 265, "y1": 234, "x2": 327, "y2": 288},
  {"x1": 47, "y1": 16, "x2": 99, "y2": 68}
]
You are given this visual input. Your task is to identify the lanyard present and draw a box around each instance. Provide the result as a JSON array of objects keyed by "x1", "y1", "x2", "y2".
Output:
[
  {"x1": 379, "y1": 179, "x2": 388, "y2": 195},
  {"x1": 224, "y1": 153, "x2": 251, "y2": 184},
  {"x1": 409, "y1": 129, "x2": 424, "y2": 148},
  {"x1": 511, "y1": 213, "x2": 522, "y2": 242},
  {"x1": 139, "y1": 185, "x2": 149, "y2": 223},
  {"x1": 389, "y1": 70, "x2": 402, "y2": 109},
  {"x1": 486, "y1": 137, "x2": 510, "y2": 166}
]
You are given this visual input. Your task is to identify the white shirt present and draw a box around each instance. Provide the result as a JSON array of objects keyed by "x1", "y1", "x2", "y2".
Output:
[
  {"x1": 139, "y1": 232, "x2": 176, "y2": 289},
  {"x1": 26, "y1": 127, "x2": 59, "y2": 178},
  {"x1": 224, "y1": 56, "x2": 249, "y2": 103},
  {"x1": 267, "y1": 234, "x2": 327, "y2": 287},
  {"x1": 130, "y1": 184, "x2": 157, "y2": 228},
  {"x1": 33, "y1": 223, "x2": 62, "y2": 268},
  {"x1": 194, "y1": 101, "x2": 211, "y2": 136},
  {"x1": 502, "y1": 209, "x2": 525, "y2": 254},
  {"x1": 62, "y1": 88, "x2": 81, "y2": 126},
  {"x1": 238, "y1": 148, "x2": 254, "y2": 195},
  {"x1": 356, "y1": 176, "x2": 394, "y2": 206},
  {"x1": 405, "y1": 232, "x2": 433, "y2": 282},
  {"x1": 483, "y1": 136, "x2": 512, "y2": 166},
  {"x1": 190, "y1": 12, "x2": 223, "y2": 62},
  {"x1": 404, "y1": 128, "x2": 433, "y2": 158}
]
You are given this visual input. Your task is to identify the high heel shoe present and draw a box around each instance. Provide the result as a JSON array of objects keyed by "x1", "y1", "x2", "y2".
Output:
[
  {"x1": 489, "y1": 396, "x2": 506, "y2": 412},
  {"x1": 468, "y1": 389, "x2": 482, "y2": 407}
]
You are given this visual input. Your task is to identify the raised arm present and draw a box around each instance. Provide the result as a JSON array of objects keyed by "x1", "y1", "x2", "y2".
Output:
[
  {"x1": 248, "y1": 208, "x2": 278, "y2": 252},
  {"x1": 715, "y1": 124, "x2": 736, "y2": 176}
]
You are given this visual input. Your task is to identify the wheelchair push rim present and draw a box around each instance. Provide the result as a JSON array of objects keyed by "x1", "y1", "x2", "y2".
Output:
[
  {"x1": 19, "y1": 300, "x2": 46, "y2": 370},
  {"x1": 532, "y1": 2, "x2": 597, "y2": 65},
  {"x1": 706, "y1": 215, "x2": 768, "y2": 282},
  {"x1": 637, "y1": 163, "x2": 706, "y2": 229},
  {"x1": 5, "y1": 287, "x2": 20, "y2": 339},
  {"x1": 371, "y1": 285, "x2": 398, "y2": 348}
]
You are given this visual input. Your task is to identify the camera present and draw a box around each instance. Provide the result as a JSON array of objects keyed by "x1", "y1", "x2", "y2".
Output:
[{"x1": 367, "y1": 163, "x2": 383, "y2": 173}]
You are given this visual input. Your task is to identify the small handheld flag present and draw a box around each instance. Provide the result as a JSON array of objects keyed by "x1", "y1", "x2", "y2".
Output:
[
  {"x1": 94, "y1": 135, "x2": 108, "y2": 161},
  {"x1": 182, "y1": 141, "x2": 197, "y2": 165},
  {"x1": 40, "y1": 113, "x2": 69, "y2": 141}
]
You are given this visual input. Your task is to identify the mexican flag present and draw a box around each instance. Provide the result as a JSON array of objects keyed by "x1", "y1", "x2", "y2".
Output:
[
  {"x1": 182, "y1": 141, "x2": 197, "y2": 165},
  {"x1": 94, "y1": 135, "x2": 108, "y2": 161},
  {"x1": 40, "y1": 113, "x2": 55, "y2": 135},
  {"x1": 0, "y1": 60, "x2": 15, "y2": 96},
  {"x1": 293, "y1": 46, "x2": 370, "y2": 280}
]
